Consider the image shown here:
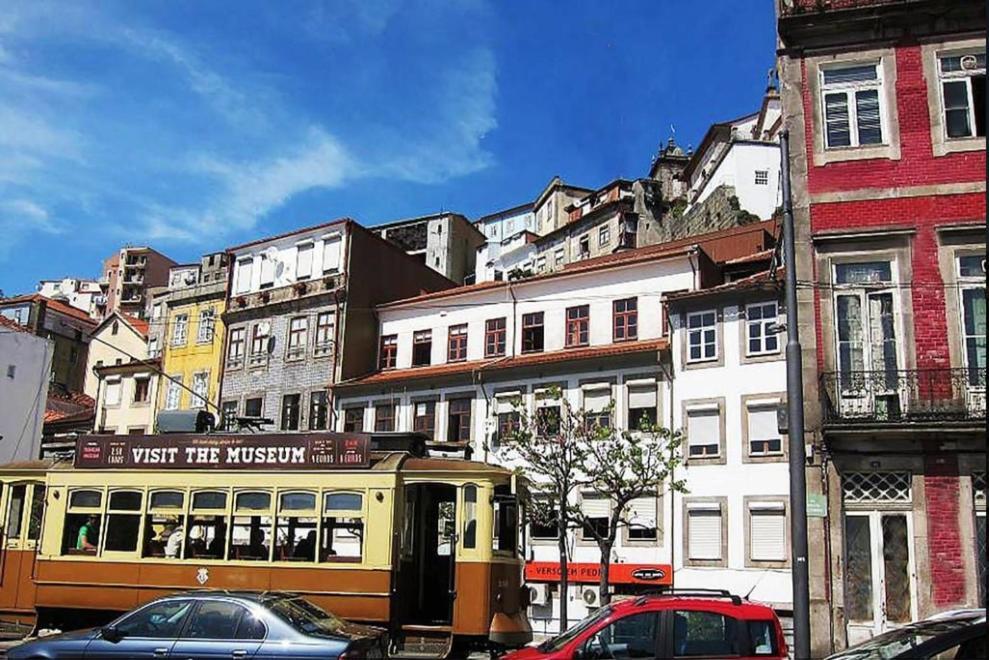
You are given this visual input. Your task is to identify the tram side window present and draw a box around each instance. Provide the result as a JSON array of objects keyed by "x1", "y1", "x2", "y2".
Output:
[
  {"x1": 144, "y1": 490, "x2": 186, "y2": 559},
  {"x1": 62, "y1": 489, "x2": 103, "y2": 555},
  {"x1": 322, "y1": 492, "x2": 364, "y2": 562},
  {"x1": 28, "y1": 485, "x2": 46, "y2": 541},
  {"x1": 105, "y1": 491, "x2": 143, "y2": 552},
  {"x1": 492, "y1": 485, "x2": 518, "y2": 556},
  {"x1": 275, "y1": 492, "x2": 318, "y2": 562},
  {"x1": 6, "y1": 484, "x2": 26, "y2": 540},
  {"x1": 186, "y1": 490, "x2": 229, "y2": 560},
  {"x1": 463, "y1": 485, "x2": 477, "y2": 550},
  {"x1": 231, "y1": 491, "x2": 273, "y2": 561}
]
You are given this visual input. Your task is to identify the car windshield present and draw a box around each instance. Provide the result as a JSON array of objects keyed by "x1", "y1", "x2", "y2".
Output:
[
  {"x1": 538, "y1": 606, "x2": 613, "y2": 652},
  {"x1": 268, "y1": 597, "x2": 346, "y2": 639},
  {"x1": 828, "y1": 618, "x2": 980, "y2": 660}
]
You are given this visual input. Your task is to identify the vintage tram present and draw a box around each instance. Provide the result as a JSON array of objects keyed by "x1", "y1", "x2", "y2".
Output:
[{"x1": 0, "y1": 432, "x2": 532, "y2": 657}]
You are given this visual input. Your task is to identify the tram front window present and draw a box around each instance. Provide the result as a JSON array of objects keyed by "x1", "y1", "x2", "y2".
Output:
[{"x1": 493, "y1": 484, "x2": 518, "y2": 556}]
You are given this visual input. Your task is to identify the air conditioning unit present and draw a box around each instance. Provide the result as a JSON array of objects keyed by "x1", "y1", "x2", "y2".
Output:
[
  {"x1": 581, "y1": 586, "x2": 600, "y2": 607},
  {"x1": 528, "y1": 583, "x2": 550, "y2": 607}
]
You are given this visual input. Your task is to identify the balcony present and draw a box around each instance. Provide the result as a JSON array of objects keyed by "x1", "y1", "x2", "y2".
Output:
[{"x1": 821, "y1": 368, "x2": 986, "y2": 426}]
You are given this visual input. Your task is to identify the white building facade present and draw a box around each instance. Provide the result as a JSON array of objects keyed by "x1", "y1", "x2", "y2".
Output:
[{"x1": 37, "y1": 278, "x2": 103, "y2": 319}]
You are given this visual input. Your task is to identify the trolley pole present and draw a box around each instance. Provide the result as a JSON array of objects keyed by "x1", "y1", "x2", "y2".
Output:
[{"x1": 781, "y1": 129, "x2": 811, "y2": 659}]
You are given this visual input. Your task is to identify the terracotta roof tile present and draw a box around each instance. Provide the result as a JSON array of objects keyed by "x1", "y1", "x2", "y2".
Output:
[
  {"x1": 0, "y1": 293, "x2": 96, "y2": 325},
  {"x1": 0, "y1": 316, "x2": 29, "y2": 333},
  {"x1": 44, "y1": 389, "x2": 95, "y2": 424},
  {"x1": 724, "y1": 248, "x2": 775, "y2": 266},
  {"x1": 334, "y1": 338, "x2": 669, "y2": 388},
  {"x1": 665, "y1": 268, "x2": 783, "y2": 302},
  {"x1": 121, "y1": 313, "x2": 149, "y2": 338}
]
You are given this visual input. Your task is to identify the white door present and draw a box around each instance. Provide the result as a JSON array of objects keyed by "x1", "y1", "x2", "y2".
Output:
[{"x1": 844, "y1": 511, "x2": 917, "y2": 645}]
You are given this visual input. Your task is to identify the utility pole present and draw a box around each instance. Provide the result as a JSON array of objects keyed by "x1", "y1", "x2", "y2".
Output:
[{"x1": 780, "y1": 129, "x2": 811, "y2": 659}]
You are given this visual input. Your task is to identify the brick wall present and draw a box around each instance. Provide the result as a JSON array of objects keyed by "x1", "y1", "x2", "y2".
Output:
[{"x1": 924, "y1": 454, "x2": 967, "y2": 606}]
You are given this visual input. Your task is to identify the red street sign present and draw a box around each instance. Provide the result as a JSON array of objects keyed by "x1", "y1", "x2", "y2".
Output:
[{"x1": 525, "y1": 561, "x2": 673, "y2": 585}]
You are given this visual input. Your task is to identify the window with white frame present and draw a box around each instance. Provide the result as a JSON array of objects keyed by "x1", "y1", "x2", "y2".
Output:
[
  {"x1": 686, "y1": 310, "x2": 718, "y2": 362},
  {"x1": 555, "y1": 249, "x2": 565, "y2": 266},
  {"x1": 747, "y1": 399, "x2": 783, "y2": 456},
  {"x1": 322, "y1": 235, "x2": 342, "y2": 274},
  {"x1": 165, "y1": 376, "x2": 182, "y2": 410},
  {"x1": 296, "y1": 242, "x2": 314, "y2": 281},
  {"x1": 104, "y1": 378, "x2": 121, "y2": 406},
  {"x1": 749, "y1": 502, "x2": 786, "y2": 562},
  {"x1": 599, "y1": 225, "x2": 610, "y2": 247},
  {"x1": 314, "y1": 312, "x2": 334, "y2": 357},
  {"x1": 627, "y1": 382, "x2": 658, "y2": 430},
  {"x1": 626, "y1": 495, "x2": 658, "y2": 541},
  {"x1": 227, "y1": 328, "x2": 245, "y2": 368},
  {"x1": 197, "y1": 308, "x2": 215, "y2": 344},
  {"x1": 687, "y1": 503, "x2": 722, "y2": 561},
  {"x1": 583, "y1": 386, "x2": 612, "y2": 430},
  {"x1": 235, "y1": 258, "x2": 253, "y2": 294},
  {"x1": 821, "y1": 63, "x2": 885, "y2": 148},
  {"x1": 259, "y1": 253, "x2": 275, "y2": 289},
  {"x1": 938, "y1": 51, "x2": 986, "y2": 139},
  {"x1": 686, "y1": 404, "x2": 720, "y2": 458},
  {"x1": 580, "y1": 493, "x2": 610, "y2": 541},
  {"x1": 958, "y1": 254, "x2": 986, "y2": 386},
  {"x1": 746, "y1": 302, "x2": 780, "y2": 356},
  {"x1": 287, "y1": 317, "x2": 308, "y2": 360},
  {"x1": 148, "y1": 336, "x2": 160, "y2": 358},
  {"x1": 833, "y1": 261, "x2": 899, "y2": 391},
  {"x1": 191, "y1": 372, "x2": 208, "y2": 409},
  {"x1": 171, "y1": 314, "x2": 188, "y2": 346},
  {"x1": 754, "y1": 170, "x2": 769, "y2": 186}
]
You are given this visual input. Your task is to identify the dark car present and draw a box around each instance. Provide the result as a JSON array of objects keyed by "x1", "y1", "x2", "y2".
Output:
[
  {"x1": 6, "y1": 591, "x2": 386, "y2": 659},
  {"x1": 502, "y1": 589, "x2": 788, "y2": 659},
  {"x1": 825, "y1": 609, "x2": 987, "y2": 660}
]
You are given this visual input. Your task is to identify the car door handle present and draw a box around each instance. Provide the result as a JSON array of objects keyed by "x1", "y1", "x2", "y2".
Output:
[
  {"x1": 231, "y1": 651, "x2": 248, "y2": 658},
  {"x1": 153, "y1": 649, "x2": 169, "y2": 657}
]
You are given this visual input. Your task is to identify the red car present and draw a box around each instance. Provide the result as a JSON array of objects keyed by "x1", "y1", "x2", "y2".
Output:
[{"x1": 503, "y1": 589, "x2": 788, "y2": 659}]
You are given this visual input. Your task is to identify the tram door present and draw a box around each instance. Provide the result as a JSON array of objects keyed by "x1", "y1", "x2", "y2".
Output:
[
  {"x1": 0, "y1": 482, "x2": 45, "y2": 623},
  {"x1": 395, "y1": 484, "x2": 458, "y2": 626}
]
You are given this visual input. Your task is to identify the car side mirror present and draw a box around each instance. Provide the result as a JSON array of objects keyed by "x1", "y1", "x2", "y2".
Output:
[{"x1": 101, "y1": 625, "x2": 123, "y2": 643}]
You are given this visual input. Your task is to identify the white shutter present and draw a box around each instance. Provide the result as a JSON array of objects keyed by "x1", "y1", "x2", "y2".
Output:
[
  {"x1": 496, "y1": 394, "x2": 518, "y2": 415},
  {"x1": 581, "y1": 495, "x2": 610, "y2": 519},
  {"x1": 688, "y1": 509, "x2": 722, "y2": 560},
  {"x1": 687, "y1": 410, "x2": 719, "y2": 450},
  {"x1": 236, "y1": 258, "x2": 253, "y2": 293},
  {"x1": 750, "y1": 505, "x2": 786, "y2": 561},
  {"x1": 296, "y1": 243, "x2": 313, "y2": 279},
  {"x1": 626, "y1": 496, "x2": 657, "y2": 530},
  {"x1": 105, "y1": 380, "x2": 121, "y2": 406},
  {"x1": 259, "y1": 254, "x2": 274, "y2": 286},
  {"x1": 583, "y1": 387, "x2": 610, "y2": 412},
  {"x1": 628, "y1": 385, "x2": 657, "y2": 410},
  {"x1": 323, "y1": 235, "x2": 342, "y2": 273},
  {"x1": 748, "y1": 405, "x2": 779, "y2": 442}
]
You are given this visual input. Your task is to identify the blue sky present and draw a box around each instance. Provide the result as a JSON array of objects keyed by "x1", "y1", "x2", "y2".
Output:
[{"x1": 0, "y1": 0, "x2": 776, "y2": 295}]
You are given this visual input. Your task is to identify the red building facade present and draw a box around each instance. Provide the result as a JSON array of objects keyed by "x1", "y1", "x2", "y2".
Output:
[{"x1": 777, "y1": 0, "x2": 985, "y2": 654}]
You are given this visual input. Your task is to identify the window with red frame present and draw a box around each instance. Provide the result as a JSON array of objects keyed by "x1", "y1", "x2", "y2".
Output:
[
  {"x1": 448, "y1": 324, "x2": 468, "y2": 362},
  {"x1": 412, "y1": 330, "x2": 432, "y2": 367},
  {"x1": 613, "y1": 297, "x2": 638, "y2": 342},
  {"x1": 485, "y1": 318, "x2": 507, "y2": 357},
  {"x1": 447, "y1": 399, "x2": 471, "y2": 443},
  {"x1": 413, "y1": 400, "x2": 436, "y2": 440},
  {"x1": 379, "y1": 335, "x2": 397, "y2": 370},
  {"x1": 566, "y1": 305, "x2": 590, "y2": 348},
  {"x1": 522, "y1": 312, "x2": 545, "y2": 353},
  {"x1": 343, "y1": 407, "x2": 364, "y2": 432},
  {"x1": 374, "y1": 402, "x2": 395, "y2": 432}
]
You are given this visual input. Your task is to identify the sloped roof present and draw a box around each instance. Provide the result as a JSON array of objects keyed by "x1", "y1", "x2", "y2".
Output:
[
  {"x1": 664, "y1": 268, "x2": 783, "y2": 303},
  {"x1": 44, "y1": 388, "x2": 96, "y2": 425},
  {"x1": 0, "y1": 293, "x2": 96, "y2": 325},
  {"x1": 0, "y1": 316, "x2": 30, "y2": 333}
]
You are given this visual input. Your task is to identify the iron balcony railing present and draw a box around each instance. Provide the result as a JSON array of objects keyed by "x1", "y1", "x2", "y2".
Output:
[{"x1": 821, "y1": 368, "x2": 986, "y2": 424}]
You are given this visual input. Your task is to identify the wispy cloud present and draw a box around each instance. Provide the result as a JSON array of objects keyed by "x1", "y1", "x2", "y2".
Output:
[{"x1": 0, "y1": 198, "x2": 62, "y2": 258}]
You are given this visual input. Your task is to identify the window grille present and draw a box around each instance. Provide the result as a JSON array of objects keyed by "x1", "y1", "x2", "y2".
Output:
[
  {"x1": 842, "y1": 471, "x2": 911, "y2": 504},
  {"x1": 974, "y1": 471, "x2": 987, "y2": 507}
]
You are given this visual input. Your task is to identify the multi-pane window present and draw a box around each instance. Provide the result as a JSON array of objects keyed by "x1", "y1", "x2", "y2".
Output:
[
  {"x1": 227, "y1": 328, "x2": 245, "y2": 368},
  {"x1": 494, "y1": 394, "x2": 520, "y2": 446},
  {"x1": 485, "y1": 318, "x2": 506, "y2": 357},
  {"x1": 172, "y1": 314, "x2": 188, "y2": 346},
  {"x1": 374, "y1": 403, "x2": 395, "y2": 432},
  {"x1": 754, "y1": 170, "x2": 769, "y2": 185},
  {"x1": 687, "y1": 310, "x2": 718, "y2": 362},
  {"x1": 687, "y1": 406, "x2": 720, "y2": 458},
  {"x1": 244, "y1": 397, "x2": 263, "y2": 418},
  {"x1": 821, "y1": 63, "x2": 884, "y2": 148},
  {"x1": 221, "y1": 401, "x2": 238, "y2": 430},
  {"x1": 566, "y1": 305, "x2": 590, "y2": 348},
  {"x1": 613, "y1": 298, "x2": 638, "y2": 342},
  {"x1": 412, "y1": 330, "x2": 432, "y2": 367},
  {"x1": 296, "y1": 243, "x2": 314, "y2": 280},
  {"x1": 747, "y1": 401, "x2": 783, "y2": 456},
  {"x1": 342, "y1": 407, "x2": 364, "y2": 433},
  {"x1": 250, "y1": 323, "x2": 269, "y2": 365},
  {"x1": 448, "y1": 324, "x2": 468, "y2": 362},
  {"x1": 749, "y1": 503, "x2": 786, "y2": 562},
  {"x1": 314, "y1": 313, "x2": 334, "y2": 356},
  {"x1": 148, "y1": 336, "x2": 160, "y2": 359},
  {"x1": 164, "y1": 376, "x2": 182, "y2": 411},
  {"x1": 133, "y1": 377, "x2": 150, "y2": 404},
  {"x1": 687, "y1": 504, "x2": 723, "y2": 560},
  {"x1": 447, "y1": 399, "x2": 471, "y2": 443},
  {"x1": 599, "y1": 225, "x2": 610, "y2": 247},
  {"x1": 413, "y1": 401, "x2": 436, "y2": 440},
  {"x1": 287, "y1": 317, "x2": 308, "y2": 360},
  {"x1": 197, "y1": 308, "x2": 215, "y2": 344},
  {"x1": 522, "y1": 312, "x2": 544, "y2": 353},
  {"x1": 938, "y1": 51, "x2": 986, "y2": 138},
  {"x1": 746, "y1": 301, "x2": 780, "y2": 356},
  {"x1": 379, "y1": 335, "x2": 398, "y2": 370},
  {"x1": 309, "y1": 391, "x2": 328, "y2": 430},
  {"x1": 958, "y1": 255, "x2": 986, "y2": 386},
  {"x1": 834, "y1": 262, "x2": 898, "y2": 392},
  {"x1": 191, "y1": 372, "x2": 208, "y2": 409},
  {"x1": 281, "y1": 394, "x2": 301, "y2": 431}
]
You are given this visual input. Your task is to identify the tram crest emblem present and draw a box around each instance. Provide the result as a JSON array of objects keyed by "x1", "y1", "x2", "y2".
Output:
[{"x1": 196, "y1": 567, "x2": 210, "y2": 585}]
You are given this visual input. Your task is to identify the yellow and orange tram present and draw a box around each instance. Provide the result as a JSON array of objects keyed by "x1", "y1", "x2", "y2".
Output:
[{"x1": 0, "y1": 432, "x2": 532, "y2": 657}]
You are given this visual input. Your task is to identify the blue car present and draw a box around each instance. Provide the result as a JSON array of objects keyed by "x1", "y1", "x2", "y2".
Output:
[{"x1": 5, "y1": 591, "x2": 386, "y2": 659}]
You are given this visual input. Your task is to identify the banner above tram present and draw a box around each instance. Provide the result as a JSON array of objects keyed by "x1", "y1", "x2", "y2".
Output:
[{"x1": 74, "y1": 433, "x2": 371, "y2": 470}]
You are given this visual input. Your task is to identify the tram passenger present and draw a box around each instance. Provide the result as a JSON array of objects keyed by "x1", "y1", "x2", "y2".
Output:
[
  {"x1": 293, "y1": 530, "x2": 316, "y2": 561},
  {"x1": 164, "y1": 524, "x2": 184, "y2": 558},
  {"x1": 76, "y1": 515, "x2": 99, "y2": 552},
  {"x1": 207, "y1": 519, "x2": 226, "y2": 558}
]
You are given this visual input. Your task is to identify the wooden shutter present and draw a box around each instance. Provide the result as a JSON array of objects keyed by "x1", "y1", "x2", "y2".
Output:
[{"x1": 688, "y1": 507, "x2": 722, "y2": 560}]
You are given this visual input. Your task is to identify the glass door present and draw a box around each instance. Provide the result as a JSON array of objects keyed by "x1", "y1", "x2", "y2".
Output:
[{"x1": 844, "y1": 511, "x2": 916, "y2": 646}]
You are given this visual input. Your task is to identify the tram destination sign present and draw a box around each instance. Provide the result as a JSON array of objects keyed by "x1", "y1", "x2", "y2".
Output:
[{"x1": 74, "y1": 433, "x2": 371, "y2": 470}]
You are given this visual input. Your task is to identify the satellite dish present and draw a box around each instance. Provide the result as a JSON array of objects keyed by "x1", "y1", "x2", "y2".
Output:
[
  {"x1": 183, "y1": 271, "x2": 196, "y2": 285},
  {"x1": 266, "y1": 336, "x2": 276, "y2": 355}
]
